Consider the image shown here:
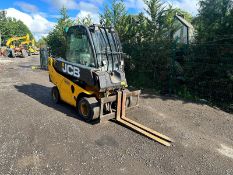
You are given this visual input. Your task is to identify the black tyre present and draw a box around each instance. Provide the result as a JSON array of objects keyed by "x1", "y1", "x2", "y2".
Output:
[
  {"x1": 125, "y1": 89, "x2": 132, "y2": 107},
  {"x1": 22, "y1": 49, "x2": 28, "y2": 58},
  {"x1": 28, "y1": 51, "x2": 31, "y2": 56},
  {"x1": 11, "y1": 49, "x2": 16, "y2": 58},
  {"x1": 77, "y1": 97, "x2": 100, "y2": 122},
  {"x1": 111, "y1": 90, "x2": 132, "y2": 110},
  {"x1": 51, "y1": 86, "x2": 60, "y2": 104},
  {"x1": 6, "y1": 49, "x2": 11, "y2": 57},
  {"x1": 112, "y1": 97, "x2": 132, "y2": 109},
  {"x1": 126, "y1": 96, "x2": 132, "y2": 107}
]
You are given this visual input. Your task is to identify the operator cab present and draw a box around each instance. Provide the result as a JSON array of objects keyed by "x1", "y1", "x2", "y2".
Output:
[
  {"x1": 65, "y1": 25, "x2": 124, "y2": 72},
  {"x1": 52, "y1": 24, "x2": 127, "y2": 91},
  {"x1": 66, "y1": 26, "x2": 95, "y2": 67}
]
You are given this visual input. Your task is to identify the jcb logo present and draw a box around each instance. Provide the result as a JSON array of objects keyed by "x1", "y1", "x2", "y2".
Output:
[{"x1": 62, "y1": 63, "x2": 80, "y2": 78}]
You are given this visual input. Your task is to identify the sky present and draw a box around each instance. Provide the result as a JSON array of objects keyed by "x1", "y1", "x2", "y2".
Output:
[{"x1": 0, "y1": 0, "x2": 199, "y2": 40}]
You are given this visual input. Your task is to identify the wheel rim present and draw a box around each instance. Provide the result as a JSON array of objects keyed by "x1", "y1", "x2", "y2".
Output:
[{"x1": 80, "y1": 102, "x2": 88, "y2": 117}]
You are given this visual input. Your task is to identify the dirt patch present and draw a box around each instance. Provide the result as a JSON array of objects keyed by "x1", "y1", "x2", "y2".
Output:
[
  {"x1": 95, "y1": 135, "x2": 119, "y2": 147},
  {"x1": 17, "y1": 154, "x2": 40, "y2": 168},
  {"x1": 218, "y1": 144, "x2": 233, "y2": 160},
  {"x1": 0, "y1": 56, "x2": 233, "y2": 175},
  {"x1": 0, "y1": 59, "x2": 13, "y2": 64}
]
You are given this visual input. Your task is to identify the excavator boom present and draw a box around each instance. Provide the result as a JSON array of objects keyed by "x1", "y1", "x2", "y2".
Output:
[
  {"x1": 6, "y1": 34, "x2": 30, "y2": 58},
  {"x1": 6, "y1": 34, "x2": 30, "y2": 47}
]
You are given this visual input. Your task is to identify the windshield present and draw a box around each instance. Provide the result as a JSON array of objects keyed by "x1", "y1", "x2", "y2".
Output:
[
  {"x1": 90, "y1": 27, "x2": 122, "y2": 72},
  {"x1": 66, "y1": 27, "x2": 95, "y2": 67}
]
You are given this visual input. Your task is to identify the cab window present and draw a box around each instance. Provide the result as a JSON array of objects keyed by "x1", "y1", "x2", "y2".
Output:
[{"x1": 66, "y1": 27, "x2": 95, "y2": 67}]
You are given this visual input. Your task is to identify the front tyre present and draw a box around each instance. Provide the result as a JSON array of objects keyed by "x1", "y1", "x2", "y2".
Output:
[
  {"x1": 22, "y1": 49, "x2": 28, "y2": 58},
  {"x1": 11, "y1": 49, "x2": 16, "y2": 58},
  {"x1": 125, "y1": 89, "x2": 132, "y2": 107},
  {"x1": 77, "y1": 97, "x2": 100, "y2": 122},
  {"x1": 51, "y1": 86, "x2": 60, "y2": 104}
]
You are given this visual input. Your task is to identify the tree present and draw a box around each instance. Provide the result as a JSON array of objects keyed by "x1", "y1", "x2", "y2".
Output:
[
  {"x1": 195, "y1": 0, "x2": 233, "y2": 42},
  {"x1": 100, "y1": 0, "x2": 127, "y2": 26},
  {"x1": 0, "y1": 16, "x2": 33, "y2": 45},
  {"x1": 123, "y1": 0, "x2": 194, "y2": 91},
  {"x1": 143, "y1": 0, "x2": 167, "y2": 41},
  {"x1": 0, "y1": 10, "x2": 7, "y2": 20},
  {"x1": 76, "y1": 14, "x2": 93, "y2": 26},
  {"x1": 100, "y1": 0, "x2": 127, "y2": 39},
  {"x1": 37, "y1": 36, "x2": 47, "y2": 48},
  {"x1": 47, "y1": 7, "x2": 74, "y2": 58}
]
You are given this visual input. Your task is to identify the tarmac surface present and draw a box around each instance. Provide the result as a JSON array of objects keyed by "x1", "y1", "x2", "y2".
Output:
[{"x1": 0, "y1": 55, "x2": 233, "y2": 175}]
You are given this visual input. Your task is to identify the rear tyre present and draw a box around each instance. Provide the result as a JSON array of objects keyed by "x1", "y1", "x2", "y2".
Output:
[
  {"x1": 51, "y1": 86, "x2": 60, "y2": 104},
  {"x1": 125, "y1": 89, "x2": 132, "y2": 107},
  {"x1": 111, "y1": 90, "x2": 132, "y2": 110},
  {"x1": 6, "y1": 49, "x2": 11, "y2": 57},
  {"x1": 22, "y1": 49, "x2": 28, "y2": 58},
  {"x1": 11, "y1": 49, "x2": 16, "y2": 58},
  {"x1": 77, "y1": 97, "x2": 100, "y2": 122}
]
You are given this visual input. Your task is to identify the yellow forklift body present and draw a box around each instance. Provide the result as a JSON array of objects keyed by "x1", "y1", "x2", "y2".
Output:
[
  {"x1": 48, "y1": 57, "x2": 95, "y2": 107},
  {"x1": 47, "y1": 25, "x2": 173, "y2": 146}
]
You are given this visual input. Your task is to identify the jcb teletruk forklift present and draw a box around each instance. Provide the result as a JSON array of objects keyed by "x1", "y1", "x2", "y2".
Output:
[{"x1": 48, "y1": 25, "x2": 172, "y2": 146}]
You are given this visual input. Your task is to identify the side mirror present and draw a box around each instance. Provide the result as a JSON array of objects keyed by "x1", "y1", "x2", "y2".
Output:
[
  {"x1": 64, "y1": 27, "x2": 69, "y2": 33},
  {"x1": 102, "y1": 60, "x2": 107, "y2": 66},
  {"x1": 46, "y1": 47, "x2": 51, "y2": 57}
]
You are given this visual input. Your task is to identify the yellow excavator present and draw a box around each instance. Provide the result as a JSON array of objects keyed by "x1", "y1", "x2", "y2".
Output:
[
  {"x1": 6, "y1": 33, "x2": 38, "y2": 57},
  {"x1": 48, "y1": 25, "x2": 173, "y2": 146},
  {"x1": 21, "y1": 38, "x2": 39, "y2": 55},
  {"x1": 6, "y1": 34, "x2": 30, "y2": 58}
]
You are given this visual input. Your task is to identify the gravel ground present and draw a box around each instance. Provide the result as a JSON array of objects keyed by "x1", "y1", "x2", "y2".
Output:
[{"x1": 0, "y1": 55, "x2": 233, "y2": 175}]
